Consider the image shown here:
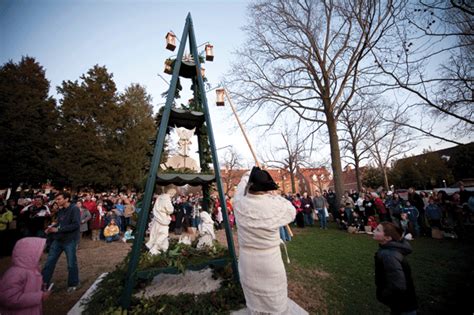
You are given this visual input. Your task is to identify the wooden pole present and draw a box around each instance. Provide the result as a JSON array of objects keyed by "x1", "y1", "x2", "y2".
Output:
[
  {"x1": 223, "y1": 87, "x2": 293, "y2": 238},
  {"x1": 223, "y1": 88, "x2": 260, "y2": 168}
]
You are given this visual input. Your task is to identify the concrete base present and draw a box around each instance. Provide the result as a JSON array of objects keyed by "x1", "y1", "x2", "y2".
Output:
[
  {"x1": 231, "y1": 298, "x2": 308, "y2": 315},
  {"x1": 68, "y1": 273, "x2": 108, "y2": 315}
]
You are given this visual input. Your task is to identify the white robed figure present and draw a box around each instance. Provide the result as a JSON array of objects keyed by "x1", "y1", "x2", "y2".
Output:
[
  {"x1": 233, "y1": 167, "x2": 296, "y2": 315},
  {"x1": 146, "y1": 189, "x2": 176, "y2": 255},
  {"x1": 196, "y1": 210, "x2": 215, "y2": 249}
]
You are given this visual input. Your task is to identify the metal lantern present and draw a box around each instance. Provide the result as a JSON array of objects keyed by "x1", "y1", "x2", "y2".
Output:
[
  {"x1": 205, "y1": 44, "x2": 214, "y2": 61},
  {"x1": 165, "y1": 32, "x2": 176, "y2": 51},
  {"x1": 164, "y1": 61, "x2": 173, "y2": 75},
  {"x1": 216, "y1": 88, "x2": 225, "y2": 106}
]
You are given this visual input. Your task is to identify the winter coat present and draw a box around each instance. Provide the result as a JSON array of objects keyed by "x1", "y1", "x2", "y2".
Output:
[
  {"x1": 375, "y1": 239, "x2": 417, "y2": 312},
  {"x1": 0, "y1": 237, "x2": 46, "y2": 315},
  {"x1": 89, "y1": 206, "x2": 105, "y2": 230},
  {"x1": 80, "y1": 208, "x2": 91, "y2": 232},
  {"x1": 300, "y1": 197, "x2": 313, "y2": 214},
  {"x1": 0, "y1": 209, "x2": 13, "y2": 231},
  {"x1": 103, "y1": 224, "x2": 120, "y2": 238},
  {"x1": 425, "y1": 204, "x2": 442, "y2": 221}
]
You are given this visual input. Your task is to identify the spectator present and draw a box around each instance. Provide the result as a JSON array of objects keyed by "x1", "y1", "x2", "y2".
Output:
[
  {"x1": 103, "y1": 219, "x2": 120, "y2": 243},
  {"x1": 42, "y1": 192, "x2": 80, "y2": 293},
  {"x1": 0, "y1": 202, "x2": 13, "y2": 256},
  {"x1": 76, "y1": 200, "x2": 91, "y2": 243},
  {"x1": 403, "y1": 201, "x2": 420, "y2": 237},
  {"x1": 399, "y1": 212, "x2": 415, "y2": 240},
  {"x1": 313, "y1": 191, "x2": 328, "y2": 229},
  {"x1": 301, "y1": 192, "x2": 314, "y2": 226},
  {"x1": 122, "y1": 225, "x2": 135, "y2": 243},
  {"x1": 0, "y1": 237, "x2": 50, "y2": 314},
  {"x1": 425, "y1": 197, "x2": 442, "y2": 229},
  {"x1": 387, "y1": 193, "x2": 404, "y2": 224},
  {"x1": 373, "y1": 192, "x2": 390, "y2": 222},
  {"x1": 373, "y1": 222, "x2": 417, "y2": 314},
  {"x1": 20, "y1": 195, "x2": 50, "y2": 237},
  {"x1": 90, "y1": 201, "x2": 105, "y2": 241},
  {"x1": 408, "y1": 187, "x2": 427, "y2": 236},
  {"x1": 292, "y1": 195, "x2": 304, "y2": 228}
]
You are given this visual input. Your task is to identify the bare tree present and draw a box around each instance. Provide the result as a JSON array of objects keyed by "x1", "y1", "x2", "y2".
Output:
[
  {"x1": 365, "y1": 105, "x2": 415, "y2": 190},
  {"x1": 220, "y1": 146, "x2": 244, "y2": 195},
  {"x1": 262, "y1": 126, "x2": 310, "y2": 193},
  {"x1": 339, "y1": 94, "x2": 382, "y2": 191},
  {"x1": 226, "y1": 0, "x2": 406, "y2": 206},
  {"x1": 369, "y1": 1, "x2": 473, "y2": 141}
]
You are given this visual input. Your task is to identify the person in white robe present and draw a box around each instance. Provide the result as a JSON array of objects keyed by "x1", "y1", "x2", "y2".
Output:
[
  {"x1": 196, "y1": 210, "x2": 215, "y2": 249},
  {"x1": 233, "y1": 167, "x2": 296, "y2": 315},
  {"x1": 146, "y1": 189, "x2": 176, "y2": 255}
]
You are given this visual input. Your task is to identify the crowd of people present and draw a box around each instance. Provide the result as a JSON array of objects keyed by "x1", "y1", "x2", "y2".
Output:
[
  {"x1": 1, "y1": 183, "x2": 473, "y2": 258},
  {"x1": 280, "y1": 183, "x2": 474, "y2": 240}
]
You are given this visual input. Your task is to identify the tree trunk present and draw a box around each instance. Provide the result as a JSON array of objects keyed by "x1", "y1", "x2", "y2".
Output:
[
  {"x1": 382, "y1": 167, "x2": 389, "y2": 191},
  {"x1": 354, "y1": 154, "x2": 362, "y2": 192},
  {"x1": 290, "y1": 172, "x2": 296, "y2": 193},
  {"x1": 326, "y1": 115, "x2": 344, "y2": 207}
]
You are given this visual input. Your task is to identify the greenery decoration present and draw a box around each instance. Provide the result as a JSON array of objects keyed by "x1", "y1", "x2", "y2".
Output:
[{"x1": 82, "y1": 239, "x2": 245, "y2": 315}]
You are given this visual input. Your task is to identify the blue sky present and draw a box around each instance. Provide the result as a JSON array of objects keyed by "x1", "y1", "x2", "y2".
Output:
[
  {"x1": 1, "y1": 0, "x2": 258, "y2": 164},
  {"x1": 1, "y1": 0, "x2": 469, "y2": 169}
]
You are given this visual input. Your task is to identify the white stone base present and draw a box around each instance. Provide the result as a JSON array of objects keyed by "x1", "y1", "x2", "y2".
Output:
[
  {"x1": 68, "y1": 273, "x2": 108, "y2": 315},
  {"x1": 231, "y1": 298, "x2": 308, "y2": 315}
]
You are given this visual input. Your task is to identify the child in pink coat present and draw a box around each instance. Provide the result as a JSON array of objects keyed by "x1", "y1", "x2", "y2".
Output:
[{"x1": 0, "y1": 237, "x2": 50, "y2": 315}]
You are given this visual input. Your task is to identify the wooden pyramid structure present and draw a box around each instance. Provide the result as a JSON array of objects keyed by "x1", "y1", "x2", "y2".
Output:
[{"x1": 120, "y1": 13, "x2": 239, "y2": 309}]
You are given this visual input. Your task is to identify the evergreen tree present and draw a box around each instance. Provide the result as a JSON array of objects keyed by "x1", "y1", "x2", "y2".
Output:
[
  {"x1": 117, "y1": 84, "x2": 156, "y2": 189},
  {"x1": 56, "y1": 65, "x2": 120, "y2": 189},
  {"x1": 0, "y1": 57, "x2": 58, "y2": 188}
]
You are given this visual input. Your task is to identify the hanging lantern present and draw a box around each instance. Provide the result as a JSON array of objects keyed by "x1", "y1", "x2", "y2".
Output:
[
  {"x1": 200, "y1": 67, "x2": 205, "y2": 78},
  {"x1": 205, "y1": 44, "x2": 214, "y2": 61},
  {"x1": 165, "y1": 32, "x2": 176, "y2": 51},
  {"x1": 164, "y1": 60, "x2": 173, "y2": 75},
  {"x1": 216, "y1": 88, "x2": 225, "y2": 106}
]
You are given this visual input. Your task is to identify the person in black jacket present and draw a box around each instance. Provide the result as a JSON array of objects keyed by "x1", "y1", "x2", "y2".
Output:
[
  {"x1": 42, "y1": 192, "x2": 81, "y2": 293},
  {"x1": 373, "y1": 222, "x2": 417, "y2": 314}
]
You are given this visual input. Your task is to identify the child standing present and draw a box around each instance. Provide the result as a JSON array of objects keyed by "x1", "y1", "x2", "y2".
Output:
[
  {"x1": 0, "y1": 237, "x2": 50, "y2": 314},
  {"x1": 373, "y1": 222, "x2": 417, "y2": 314}
]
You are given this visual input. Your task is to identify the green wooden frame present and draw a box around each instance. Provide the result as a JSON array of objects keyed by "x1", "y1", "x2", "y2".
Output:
[{"x1": 120, "y1": 13, "x2": 239, "y2": 309}]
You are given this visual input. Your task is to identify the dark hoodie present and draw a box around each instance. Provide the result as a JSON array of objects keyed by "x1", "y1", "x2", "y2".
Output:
[{"x1": 374, "y1": 239, "x2": 417, "y2": 312}]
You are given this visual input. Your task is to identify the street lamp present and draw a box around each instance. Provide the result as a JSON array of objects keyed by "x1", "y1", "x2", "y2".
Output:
[{"x1": 442, "y1": 179, "x2": 447, "y2": 188}]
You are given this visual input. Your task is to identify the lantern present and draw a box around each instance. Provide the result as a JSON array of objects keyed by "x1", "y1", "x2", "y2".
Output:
[
  {"x1": 164, "y1": 60, "x2": 173, "y2": 75},
  {"x1": 216, "y1": 88, "x2": 225, "y2": 106},
  {"x1": 165, "y1": 32, "x2": 176, "y2": 51},
  {"x1": 205, "y1": 44, "x2": 214, "y2": 61}
]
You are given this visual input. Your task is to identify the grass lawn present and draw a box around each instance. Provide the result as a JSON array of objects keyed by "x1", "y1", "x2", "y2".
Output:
[{"x1": 286, "y1": 223, "x2": 474, "y2": 314}]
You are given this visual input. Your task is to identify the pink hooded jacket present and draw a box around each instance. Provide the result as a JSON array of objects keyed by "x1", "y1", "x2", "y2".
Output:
[{"x1": 0, "y1": 237, "x2": 46, "y2": 315}]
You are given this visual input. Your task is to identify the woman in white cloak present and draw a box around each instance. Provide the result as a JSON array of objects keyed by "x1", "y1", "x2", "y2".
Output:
[
  {"x1": 196, "y1": 210, "x2": 215, "y2": 248},
  {"x1": 233, "y1": 167, "x2": 296, "y2": 314},
  {"x1": 146, "y1": 188, "x2": 176, "y2": 255}
]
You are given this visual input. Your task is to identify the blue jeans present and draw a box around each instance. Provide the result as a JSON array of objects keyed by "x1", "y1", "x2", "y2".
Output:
[
  {"x1": 317, "y1": 209, "x2": 327, "y2": 228},
  {"x1": 279, "y1": 226, "x2": 292, "y2": 241},
  {"x1": 42, "y1": 239, "x2": 79, "y2": 287},
  {"x1": 303, "y1": 212, "x2": 314, "y2": 226},
  {"x1": 106, "y1": 234, "x2": 120, "y2": 242}
]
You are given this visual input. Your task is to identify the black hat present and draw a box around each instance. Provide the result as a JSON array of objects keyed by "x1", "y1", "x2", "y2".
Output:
[{"x1": 247, "y1": 166, "x2": 279, "y2": 192}]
